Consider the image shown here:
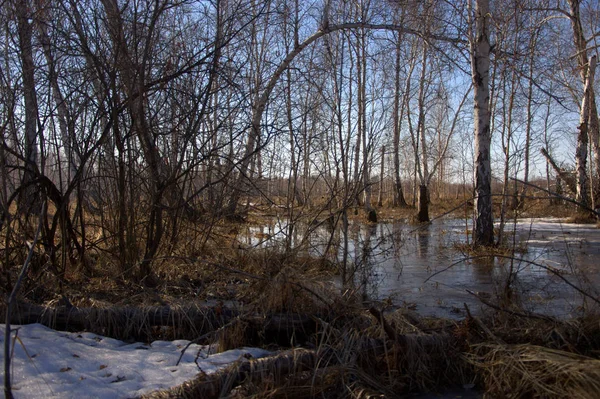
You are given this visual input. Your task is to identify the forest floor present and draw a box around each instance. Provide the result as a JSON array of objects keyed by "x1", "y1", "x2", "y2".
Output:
[{"x1": 2, "y1": 198, "x2": 600, "y2": 398}]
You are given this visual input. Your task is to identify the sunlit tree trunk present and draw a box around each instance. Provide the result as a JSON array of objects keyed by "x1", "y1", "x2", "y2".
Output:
[
  {"x1": 284, "y1": 0, "x2": 303, "y2": 209},
  {"x1": 415, "y1": 43, "x2": 430, "y2": 223},
  {"x1": 575, "y1": 55, "x2": 597, "y2": 208},
  {"x1": 358, "y1": 27, "x2": 376, "y2": 222},
  {"x1": 567, "y1": 0, "x2": 599, "y2": 210},
  {"x1": 497, "y1": 68, "x2": 517, "y2": 246},
  {"x1": 377, "y1": 145, "x2": 385, "y2": 207},
  {"x1": 471, "y1": 0, "x2": 494, "y2": 246},
  {"x1": 519, "y1": 27, "x2": 539, "y2": 207},
  {"x1": 392, "y1": 30, "x2": 408, "y2": 208}
]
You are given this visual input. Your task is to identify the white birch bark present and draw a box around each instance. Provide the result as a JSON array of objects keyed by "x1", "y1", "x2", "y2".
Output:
[
  {"x1": 471, "y1": 0, "x2": 494, "y2": 246},
  {"x1": 576, "y1": 55, "x2": 597, "y2": 208}
]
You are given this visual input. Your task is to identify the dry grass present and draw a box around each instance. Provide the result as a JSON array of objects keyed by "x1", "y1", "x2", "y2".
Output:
[
  {"x1": 214, "y1": 307, "x2": 471, "y2": 398},
  {"x1": 468, "y1": 343, "x2": 600, "y2": 398},
  {"x1": 4, "y1": 194, "x2": 600, "y2": 397},
  {"x1": 565, "y1": 212, "x2": 600, "y2": 224}
]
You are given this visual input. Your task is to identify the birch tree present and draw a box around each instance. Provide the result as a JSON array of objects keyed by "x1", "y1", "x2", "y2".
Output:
[
  {"x1": 567, "y1": 0, "x2": 599, "y2": 209},
  {"x1": 470, "y1": 0, "x2": 494, "y2": 246}
]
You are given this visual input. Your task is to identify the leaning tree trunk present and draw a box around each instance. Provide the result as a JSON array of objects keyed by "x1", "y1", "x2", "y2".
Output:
[
  {"x1": 540, "y1": 148, "x2": 577, "y2": 194},
  {"x1": 221, "y1": 14, "x2": 459, "y2": 216},
  {"x1": 471, "y1": 0, "x2": 494, "y2": 246}
]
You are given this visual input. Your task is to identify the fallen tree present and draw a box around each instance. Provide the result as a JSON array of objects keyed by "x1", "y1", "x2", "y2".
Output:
[
  {"x1": 0, "y1": 301, "x2": 324, "y2": 344},
  {"x1": 540, "y1": 148, "x2": 577, "y2": 194},
  {"x1": 0, "y1": 301, "x2": 235, "y2": 341},
  {"x1": 5, "y1": 299, "x2": 600, "y2": 398}
]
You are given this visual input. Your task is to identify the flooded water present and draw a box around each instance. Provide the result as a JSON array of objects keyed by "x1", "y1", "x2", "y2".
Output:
[{"x1": 239, "y1": 217, "x2": 600, "y2": 319}]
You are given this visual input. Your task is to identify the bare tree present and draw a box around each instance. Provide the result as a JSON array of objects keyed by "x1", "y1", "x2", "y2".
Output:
[
  {"x1": 470, "y1": 0, "x2": 494, "y2": 246},
  {"x1": 391, "y1": 27, "x2": 409, "y2": 208},
  {"x1": 14, "y1": 0, "x2": 42, "y2": 216},
  {"x1": 567, "y1": 0, "x2": 599, "y2": 210}
]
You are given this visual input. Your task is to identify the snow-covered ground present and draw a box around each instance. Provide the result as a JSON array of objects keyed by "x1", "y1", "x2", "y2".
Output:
[
  {"x1": 503, "y1": 218, "x2": 600, "y2": 245},
  {"x1": 0, "y1": 323, "x2": 272, "y2": 398}
]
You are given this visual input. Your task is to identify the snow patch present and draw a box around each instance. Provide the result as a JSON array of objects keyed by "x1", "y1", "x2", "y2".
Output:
[{"x1": 0, "y1": 323, "x2": 271, "y2": 398}]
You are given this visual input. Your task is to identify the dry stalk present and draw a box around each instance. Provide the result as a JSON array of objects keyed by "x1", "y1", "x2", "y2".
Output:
[{"x1": 468, "y1": 343, "x2": 600, "y2": 398}]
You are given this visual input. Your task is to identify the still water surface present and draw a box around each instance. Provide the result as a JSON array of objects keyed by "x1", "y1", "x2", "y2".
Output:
[{"x1": 240, "y1": 217, "x2": 600, "y2": 318}]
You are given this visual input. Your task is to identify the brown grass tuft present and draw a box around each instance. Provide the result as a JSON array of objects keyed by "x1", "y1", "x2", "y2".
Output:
[{"x1": 468, "y1": 343, "x2": 600, "y2": 398}]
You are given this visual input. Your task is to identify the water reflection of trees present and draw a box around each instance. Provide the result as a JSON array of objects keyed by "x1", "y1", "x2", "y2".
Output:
[
  {"x1": 240, "y1": 218, "x2": 600, "y2": 317},
  {"x1": 340, "y1": 223, "x2": 402, "y2": 300},
  {"x1": 417, "y1": 227, "x2": 430, "y2": 258}
]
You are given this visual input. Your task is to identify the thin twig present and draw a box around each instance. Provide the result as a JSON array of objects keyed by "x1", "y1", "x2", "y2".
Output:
[
  {"x1": 427, "y1": 253, "x2": 600, "y2": 308},
  {"x1": 466, "y1": 289, "x2": 558, "y2": 322},
  {"x1": 510, "y1": 177, "x2": 600, "y2": 216},
  {"x1": 492, "y1": 254, "x2": 600, "y2": 306},
  {"x1": 464, "y1": 303, "x2": 505, "y2": 345},
  {"x1": 154, "y1": 255, "x2": 335, "y2": 311},
  {"x1": 176, "y1": 317, "x2": 241, "y2": 366},
  {"x1": 4, "y1": 202, "x2": 45, "y2": 399}
]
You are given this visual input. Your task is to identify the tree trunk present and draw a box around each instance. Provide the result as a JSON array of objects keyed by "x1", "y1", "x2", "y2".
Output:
[
  {"x1": 377, "y1": 145, "x2": 385, "y2": 207},
  {"x1": 568, "y1": 0, "x2": 599, "y2": 210},
  {"x1": 416, "y1": 184, "x2": 429, "y2": 222},
  {"x1": 540, "y1": 148, "x2": 576, "y2": 194},
  {"x1": 590, "y1": 94, "x2": 600, "y2": 206},
  {"x1": 408, "y1": 40, "x2": 430, "y2": 223},
  {"x1": 35, "y1": 0, "x2": 80, "y2": 181},
  {"x1": 471, "y1": 0, "x2": 494, "y2": 246},
  {"x1": 497, "y1": 67, "x2": 517, "y2": 246},
  {"x1": 417, "y1": 65, "x2": 429, "y2": 222},
  {"x1": 575, "y1": 55, "x2": 597, "y2": 209},
  {"x1": 1, "y1": 301, "x2": 315, "y2": 345},
  {"x1": 285, "y1": 33, "x2": 302, "y2": 208},
  {"x1": 392, "y1": 30, "x2": 408, "y2": 208},
  {"x1": 15, "y1": 0, "x2": 42, "y2": 215},
  {"x1": 519, "y1": 29, "x2": 538, "y2": 207},
  {"x1": 358, "y1": 28, "x2": 376, "y2": 222}
]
